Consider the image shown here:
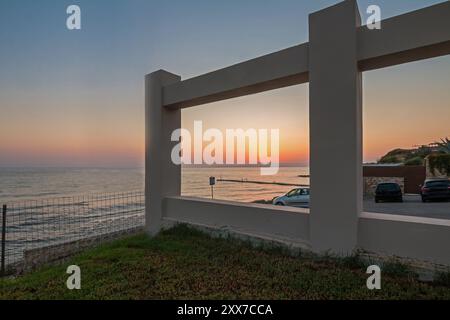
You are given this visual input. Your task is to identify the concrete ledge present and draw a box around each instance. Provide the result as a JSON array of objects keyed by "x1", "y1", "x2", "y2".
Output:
[
  {"x1": 358, "y1": 212, "x2": 450, "y2": 266},
  {"x1": 163, "y1": 196, "x2": 310, "y2": 248}
]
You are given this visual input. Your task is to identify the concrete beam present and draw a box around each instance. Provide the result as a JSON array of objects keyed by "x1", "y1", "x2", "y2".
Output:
[
  {"x1": 161, "y1": 1, "x2": 450, "y2": 109},
  {"x1": 163, "y1": 43, "x2": 309, "y2": 109},
  {"x1": 309, "y1": 0, "x2": 362, "y2": 254},
  {"x1": 358, "y1": 1, "x2": 450, "y2": 71},
  {"x1": 145, "y1": 70, "x2": 181, "y2": 235}
]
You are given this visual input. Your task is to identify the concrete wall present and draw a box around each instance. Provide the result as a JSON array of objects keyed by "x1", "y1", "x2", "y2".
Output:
[
  {"x1": 359, "y1": 212, "x2": 450, "y2": 266},
  {"x1": 163, "y1": 197, "x2": 310, "y2": 248},
  {"x1": 363, "y1": 165, "x2": 425, "y2": 194},
  {"x1": 146, "y1": 0, "x2": 450, "y2": 266},
  {"x1": 364, "y1": 177, "x2": 404, "y2": 196},
  {"x1": 161, "y1": 197, "x2": 450, "y2": 266}
]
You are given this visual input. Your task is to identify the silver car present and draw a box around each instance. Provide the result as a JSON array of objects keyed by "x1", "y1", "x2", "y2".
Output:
[{"x1": 272, "y1": 187, "x2": 310, "y2": 207}]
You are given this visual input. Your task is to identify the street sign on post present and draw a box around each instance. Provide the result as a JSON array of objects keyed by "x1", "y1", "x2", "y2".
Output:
[{"x1": 209, "y1": 177, "x2": 216, "y2": 199}]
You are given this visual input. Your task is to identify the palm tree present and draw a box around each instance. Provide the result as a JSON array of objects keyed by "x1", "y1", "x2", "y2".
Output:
[{"x1": 435, "y1": 137, "x2": 450, "y2": 154}]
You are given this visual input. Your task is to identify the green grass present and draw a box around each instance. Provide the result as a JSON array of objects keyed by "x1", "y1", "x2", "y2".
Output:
[{"x1": 1, "y1": 224, "x2": 449, "y2": 300}]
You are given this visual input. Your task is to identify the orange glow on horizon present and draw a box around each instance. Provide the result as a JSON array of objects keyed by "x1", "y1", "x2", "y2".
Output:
[{"x1": 2, "y1": 55, "x2": 450, "y2": 167}]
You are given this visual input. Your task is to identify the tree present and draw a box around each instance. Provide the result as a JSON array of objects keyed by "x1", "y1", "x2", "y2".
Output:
[{"x1": 434, "y1": 137, "x2": 450, "y2": 154}]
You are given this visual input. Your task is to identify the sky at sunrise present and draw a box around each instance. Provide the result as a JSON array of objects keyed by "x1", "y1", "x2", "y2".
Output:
[{"x1": 0, "y1": 0, "x2": 449, "y2": 167}]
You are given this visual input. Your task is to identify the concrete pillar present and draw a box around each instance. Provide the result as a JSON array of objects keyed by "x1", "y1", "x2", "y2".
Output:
[
  {"x1": 309, "y1": 0, "x2": 363, "y2": 254},
  {"x1": 145, "y1": 70, "x2": 181, "y2": 235}
]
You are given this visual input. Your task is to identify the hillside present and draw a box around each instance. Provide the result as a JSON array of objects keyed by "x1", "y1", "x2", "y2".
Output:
[
  {"x1": 378, "y1": 147, "x2": 430, "y2": 166},
  {"x1": 377, "y1": 138, "x2": 450, "y2": 169}
]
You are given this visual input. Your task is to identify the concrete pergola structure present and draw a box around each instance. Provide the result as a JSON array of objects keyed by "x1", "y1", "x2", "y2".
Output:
[{"x1": 145, "y1": 0, "x2": 450, "y2": 265}]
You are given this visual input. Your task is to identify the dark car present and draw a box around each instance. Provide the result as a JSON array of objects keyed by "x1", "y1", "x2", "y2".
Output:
[
  {"x1": 421, "y1": 179, "x2": 450, "y2": 202},
  {"x1": 375, "y1": 183, "x2": 403, "y2": 203}
]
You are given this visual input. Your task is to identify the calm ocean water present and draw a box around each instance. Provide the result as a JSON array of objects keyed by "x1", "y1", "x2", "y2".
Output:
[
  {"x1": 0, "y1": 167, "x2": 309, "y2": 266},
  {"x1": 0, "y1": 167, "x2": 310, "y2": 204}
]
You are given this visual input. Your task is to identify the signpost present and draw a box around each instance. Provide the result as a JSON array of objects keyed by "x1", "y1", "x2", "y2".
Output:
[{"x1": 209, "y1": 177, "x2": 216, "y2": 199}]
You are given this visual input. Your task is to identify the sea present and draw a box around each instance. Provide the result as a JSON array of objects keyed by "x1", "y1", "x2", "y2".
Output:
[
  {"x1": 0, "y1": 167, "x2": 309, "y2": 267},
  {"x1": 0, "y1": 166, "x2": 310, "y2": 204}
]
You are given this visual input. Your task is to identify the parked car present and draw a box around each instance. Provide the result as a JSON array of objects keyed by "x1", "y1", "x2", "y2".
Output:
[
  {"x1": 375, "y1": 183, "x2": 403, "y2": 203},
  {"x1": 273, "y1": 187, "x2": 310, "y2": 207},
  {"x1": 420, "y1": 179, "x2": 450, "y2": 202}
]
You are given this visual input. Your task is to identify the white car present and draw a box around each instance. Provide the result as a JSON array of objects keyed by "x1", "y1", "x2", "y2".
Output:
[{"x1": 272, "y1": 187, "x2": 310, "y2": 207}]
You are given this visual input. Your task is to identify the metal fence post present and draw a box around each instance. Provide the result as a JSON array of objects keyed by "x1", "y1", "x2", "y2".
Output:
[{"x1": 1, "y1": 204, "x2": 6, "y2": 276}]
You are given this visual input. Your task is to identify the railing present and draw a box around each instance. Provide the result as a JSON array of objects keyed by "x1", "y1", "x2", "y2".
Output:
[{"x1": 0, "y1": 191, "x2": 144, "y2": 275}]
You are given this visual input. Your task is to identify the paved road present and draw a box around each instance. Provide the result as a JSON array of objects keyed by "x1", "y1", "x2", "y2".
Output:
[{"x1": 363, "y1": 194, "x2": 450, "y2": 220}]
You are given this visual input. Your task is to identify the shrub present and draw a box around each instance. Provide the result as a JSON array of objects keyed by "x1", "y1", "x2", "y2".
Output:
[
  {"x1": 428, "y1": 154, "x2": 450, "y2": 176},
  {"x1": 378, "y1": 155, "x2": 402, "y2": 164},
  {"x1": 404, "y1": 157, "x2": 423, "y2": 166}
]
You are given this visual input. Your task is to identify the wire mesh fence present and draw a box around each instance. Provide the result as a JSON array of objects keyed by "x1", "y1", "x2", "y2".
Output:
[{"x1": 1, "y1": 190, "x2": 144, "y2": 275}]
